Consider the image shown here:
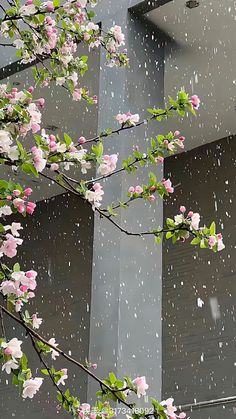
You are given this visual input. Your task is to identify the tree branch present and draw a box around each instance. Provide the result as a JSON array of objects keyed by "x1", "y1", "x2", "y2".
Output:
[{"x1": 0, "y1": 302, "x2": 133, "y2": 409}]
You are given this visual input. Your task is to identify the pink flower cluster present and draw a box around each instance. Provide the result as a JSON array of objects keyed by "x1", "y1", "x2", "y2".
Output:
[
  {"x1": 161, "y1": 398, "x2": 186, "y2": 419},
  {"x1": 85, "y1": 183, "x2": 104, "y2": 210},
  {"x1": 175, "y1": 206, "x2": 225, "y2": 251},
  {"x1": 190, "y1": 94, "x2": 200, "y2": 110},
  {"x1": 162, "y1": 179, "x2": 174, "y2": 194},
  {"x1": 208, "y1": 233, "x2": 225, "y2": 251},
  {"x1": 98, "y1": 154, "x2": 118, "y2": 176},
  {"x1": 0, "y1": 84, "x2": 43, "y2": 140},
  {"x1": 31, "y1": 146, "x2": 47, "y2": 173},
  {"x1": 133, "y1": 376, "x2": 149, "y2": 398},
  {"x1": 78, "y1": 403, "x2": 96, "y2": 419},
  {"x1": 128, "y1": 185, "x2": 143, "y2": 195},
  {"x1": 1, "y1": 338, "x2": 23, "y2": 375},
  {"x1": 115, "y1": 112, "x2": 140, "y2": 126},
  {"x1": 0, "y1": 234, "x2": 23, "y2": 259},
  {"x1": 22, "y1": 377, "x2": 44, "y2": 399},
  {"x1": 106, "y1": 25, "x2": 125, "y2": 53},
  {"x1": 6, "y1": 187, "x2": 36, "y2": 215},
  {"x1": 164, "y1": 131, "x2": 185, "y2": 152},
  {"x1": 0, "y1": 270, "x2": 37, "y2": 312}
]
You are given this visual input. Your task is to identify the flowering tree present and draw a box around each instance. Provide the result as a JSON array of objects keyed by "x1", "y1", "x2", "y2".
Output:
[{"x1": 0, "y1": 1, "x2": 225, "y2": 418}]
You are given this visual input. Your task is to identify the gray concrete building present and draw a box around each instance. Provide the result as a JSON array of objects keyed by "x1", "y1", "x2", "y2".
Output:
[{"x1": 0, "y1": 0, "x2": 236, "y2": 418}]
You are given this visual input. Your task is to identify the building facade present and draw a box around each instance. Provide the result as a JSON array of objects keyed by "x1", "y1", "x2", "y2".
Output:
[{"x1": 0, "y1": 0, "x2": 235, "y2": 418}]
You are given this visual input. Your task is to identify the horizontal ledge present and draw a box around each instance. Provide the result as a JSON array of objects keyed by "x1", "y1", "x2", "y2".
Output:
[
  {"x1": 180, "y1": 395, "x2": 236, "y2": 412},
  {"x1": 129, "y1": 0, "x2": 173, "y2": 15}
]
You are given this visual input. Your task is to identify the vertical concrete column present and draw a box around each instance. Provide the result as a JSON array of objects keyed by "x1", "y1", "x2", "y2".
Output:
[{"x1": 88, "y1": 1, "x2": 168, "y2": 404}]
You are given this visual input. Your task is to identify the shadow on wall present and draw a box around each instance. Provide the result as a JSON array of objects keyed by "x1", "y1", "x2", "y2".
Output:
[
  {"x1": 163, "y1": 134, "x2": 236, "y2": 419},
  {"x1": 0, "y1": 193, "x2": 94, "y2": 419}
]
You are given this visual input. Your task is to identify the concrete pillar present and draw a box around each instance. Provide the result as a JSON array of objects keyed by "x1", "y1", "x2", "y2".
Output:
[{"x1": 88, "y1": 0, "x2": 171, "y2": 403}]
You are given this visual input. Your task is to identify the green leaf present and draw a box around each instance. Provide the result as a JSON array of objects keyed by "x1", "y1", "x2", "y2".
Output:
[
  {"x1": 41, "y1": 369, "x2": 49, "y2": 376},
  {"x1": 13, "y1": 263, "x2": 20, "y2": 272},
  {"x1": 57, "y1": 392, "x2": 63, "y2": 403},
  {"x1": 108, "y1": 372, "x2": 117, "y2": 385},
  {"x1": 16, "y1": 140, "x2": 28, "y2": 160},
  {"x1": 0, "y1": 180, "x2": 9, "y2": 190},
  {"x1": 20, "y1": 354, "x2": 28, "y2": 370},
  {"x1": 154, "y1": 235, "x2": 162, "y2": 244},
  {"x1": 12, "y1": 374, "x2": 19, "y2": 386},
  {"x1": 63, "y1": 133, "x2": 73, "y2": 147},
  {"x1": 209, "y1": 221, "x2": 216, "y2": 235},
  {"x1": 191, "y1": 237, "x2": 201, "y2": 245},
  {"x1": 21, "y1": 162, "x2": 39, "y2": 178},
  {"x1": 166, "y1": 231, "x2": 173, "y2": 239}
]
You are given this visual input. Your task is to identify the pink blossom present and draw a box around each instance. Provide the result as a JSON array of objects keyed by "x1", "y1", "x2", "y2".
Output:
[
  {"x1": 36, "y1": 98, "x2": 45, "y2": 109},
  {"x1": 13, "y1": 198, "x2": 25, "y2": 214},
  {"x1": 1, "y1": 338, "x2": 23, "y2": 359},
  {"x1": 162, "y1": 179, "x2": 174, "y2": 194},
  {"x1": 22, "y1": 377, "x2": 43, "y2": 399},
  {"x1": 92, "y1": 95, "x2": 98, "y2": 104},
  {"x1": 156, "y1": 156, "x2": 164, "y2": 164},
  {"x1": 188, "y1": 211, "x2": 193, "y2": 218},
  {"x1": 32, "y1": 313, "x2": 43, "y2": 330},
  {"x1": 91, "y1": 363, "x2": 97, "y2": 369},
  {"x1": 98, "y1": 154, "x2": 118, "y2": 176},
  {"x1": 149, "y1": 195, "x2": 155, "y2": 202},
  {"x1": 79, "y1": 136, "x2": 86, "y2": 144},
  {"x1": 79, "y1": 403, "x2": 91, "y2": 416},
  {"x1": 190, "y1": 213, "x2": 200, "y2": 230},
  {"x1": 24, "y1": 187, "x2": 32, "y2": 196},
  {"x1": 0, "y1": 280, "x2": 18, "y2": 296},
  {"x1": 85, "y1": 183, "x2": 104, "y2": 210},
  {"x1": 26, "y1": 270, "x2": 37, "y2": 279},
  {"x1": 31, "y1": 146, "x2": 46, "y2": 173},
  {"x1": 13, "y1": 189, "x2": 21, "y2": 197},
  {"x1": 26, "y1": 202, "x2": 36, "y2": 215},
  {"x1": 48, "y1": 338, "x2": 59, "y2": 360},
  {"x1": 161, "y1": 398, "x2": 186, "y2": 419},
  {"x1": 180, "y1": 206, "x2": 186, "y2": 213},
  {"x1": 50, "y1": 163, "x2": 59, "y2": 171},
  {"x1": 72, "y1": 88, "x2": 82, "y2": 101},
  {"x1": 174, "y1": 130, "x2": 180, "y2": 137},
  {"x1": 133, "y1": 376, "x2": 149, "y2": 398},
  {"x1": 31, "y1": 123, "x2": 41, "y2": 134},
  {"x1": 4, "y1": 222, "x2": 23, "y2": 237},
  {"x1": 12, "y1": 270, "x2": 37, "y2": 291},
  {"x1": 28, "y1": 86, "x2": 34, "y2": 93},
  {"x1": 217, "y1": 233, "x2": 225, "y2": 251},
  {"x1": 135, "y1": 185, "x2": 143, "y2": 194},
  {"x1": 84, "y1": 33, "x2": 90, "y2": 41},
  {"x1": 190, "y1": 94, "x2": 200, "y2": 109},
  {"x1": 2, "y1": 359, "x2": 19, "y2": 374},
  {"x1": 46, "y1": 1, "x2": 54, "y2": 11},
  {"x1": 0, "y1": 234, "x2": 23, "y2": 258},
  {"x1": 128, "y1": 186, "x2": 135, "y2": 193},
  {"x1": 208, "y1": 235, "x2": 217, "y2": 248},
  {"x1": 168, "y1": 142, "x2": 175, "y2": 152},
  {"x1": 15, "y1": 300, "x2": 23, "y2": 312},
  {"x1": 57, "y1": 368, "x2": 68, "y2": 386},
  {"x1": 115, "y1": 112, "x2": 140, "y2": 125}
]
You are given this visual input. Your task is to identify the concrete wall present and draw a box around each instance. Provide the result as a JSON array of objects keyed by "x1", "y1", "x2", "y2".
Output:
[{"x1": 163, "y1": 134, "x2": 236, "y2": 417}]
